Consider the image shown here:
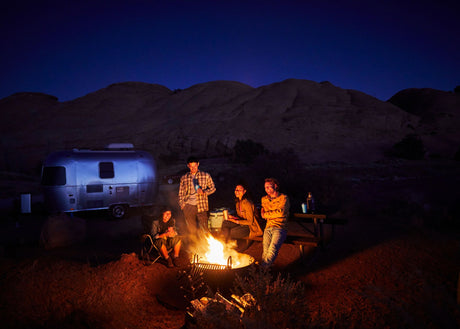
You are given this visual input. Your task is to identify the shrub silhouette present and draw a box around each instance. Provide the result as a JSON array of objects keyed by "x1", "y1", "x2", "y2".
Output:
[
  {"x1": 389, "y1": 134, "x2": 425, "y2": 160},
  {"x1": 232, "y1": 266, "x2": 308, "y2": 329},
  {"x1": 233, "y1": 139, "x2": 267, "y2": 164}
]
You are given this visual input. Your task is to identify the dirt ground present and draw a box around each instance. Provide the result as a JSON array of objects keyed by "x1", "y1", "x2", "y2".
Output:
[{"x1": 0, "y1": 161, "x2": 459, "y2": 329}]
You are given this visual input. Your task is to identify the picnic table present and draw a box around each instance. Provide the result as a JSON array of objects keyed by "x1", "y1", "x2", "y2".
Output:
[
  {"x1": 288, "y1": 213, "x2": 327, "y2": 251},
  {"x1": 241, "y1": 212, "x2": 347, "y2": 257}
]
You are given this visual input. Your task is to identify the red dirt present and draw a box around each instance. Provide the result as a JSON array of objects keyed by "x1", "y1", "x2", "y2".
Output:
[
  {"x1": 0, "y1": 214, "x2": 458, "y2": 329},
  {"x1": 1, "y1": 161, "x2": 459, "y2": 328}
]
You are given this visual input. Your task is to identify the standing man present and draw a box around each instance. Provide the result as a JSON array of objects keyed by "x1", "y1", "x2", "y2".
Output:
[
  {"x1": 178, "y1": 156, "x2": 216, "y2": 236},
  {"x1": 260, "y1": 177, "x2": 290, "y2": 267}
]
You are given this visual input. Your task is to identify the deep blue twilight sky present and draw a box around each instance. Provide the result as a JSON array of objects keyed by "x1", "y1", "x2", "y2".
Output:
[{"x1": 1, "y1": 0, "x2": 459, "y2": 102}]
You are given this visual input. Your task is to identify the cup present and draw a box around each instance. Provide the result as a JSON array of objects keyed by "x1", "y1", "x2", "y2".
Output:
[
  {"x1": 301, "y1": 203, "x2": 307, "y2": 213},
  {"x1": 223, "y1": 209, "x2": 228, "y2": 220}
]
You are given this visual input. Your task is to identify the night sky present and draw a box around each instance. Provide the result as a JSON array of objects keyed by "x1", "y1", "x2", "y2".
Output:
[{"x1": 1, "y1": 0, "x2": 458, "y2": 102}]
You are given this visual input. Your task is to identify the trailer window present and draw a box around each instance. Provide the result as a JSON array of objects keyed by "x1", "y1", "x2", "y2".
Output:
[
  {"x1": 41, "y1": 166, "x2": 66, "y2": 186},
  {"x1": 99, "y1": 162, "x2": 114, "y2": 178}
]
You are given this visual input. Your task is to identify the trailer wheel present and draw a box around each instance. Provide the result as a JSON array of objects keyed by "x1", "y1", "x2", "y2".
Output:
[{"x1": 110, "y1": 205, "x2": 127, "y2": 219}]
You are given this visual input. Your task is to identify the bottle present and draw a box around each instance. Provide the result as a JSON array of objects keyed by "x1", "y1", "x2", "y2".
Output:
[
  {"x1": 193, "y1": 177, "x2": 200, "y2": 191},
  {"x1": 301, "y1": 202, "x2": 307, "y2": 213},
  {"x1": 306, "y1": 192, "x2": 315, "y2": 213}
]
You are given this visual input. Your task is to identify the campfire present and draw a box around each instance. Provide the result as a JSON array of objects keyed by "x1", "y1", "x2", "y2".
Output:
[
  {"x1": 191, "y1": 234, "x2": 254, "y2": 269},
  {"x1": 188, "y1": 234, "x2": 255, "y2": 294}
]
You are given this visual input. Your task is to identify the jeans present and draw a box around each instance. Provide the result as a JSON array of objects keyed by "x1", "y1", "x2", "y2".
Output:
[
  {"x1": 221, "y1": 220, "x2": 250, "y2": 242},
  {"x1": 262, "y1": 227, "x2": 287, "y2": 267},
  {"x1": 183, "y1": 204, "x2": 209, "y2": 236}
]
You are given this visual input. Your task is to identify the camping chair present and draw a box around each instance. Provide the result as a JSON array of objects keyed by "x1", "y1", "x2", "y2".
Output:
[{"x1": 140, "y1": 234, "x2": 173, "y2": 266}]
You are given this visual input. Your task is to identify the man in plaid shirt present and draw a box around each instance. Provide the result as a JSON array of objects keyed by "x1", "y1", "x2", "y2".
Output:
[{"x1": 178, "y1": 156, "x2": 216, "y2": 236}]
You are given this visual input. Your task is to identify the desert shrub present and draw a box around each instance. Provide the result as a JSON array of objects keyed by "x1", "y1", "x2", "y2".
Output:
[
  {"x1": 230, "y1": 148, "x2": 348, "y2": 214},
  {"x1": 186, "y1": 266, "x2": 307, "y2": 329},
  {"x1": 388, "y1": 134, "x2": 425, "y2": 160},
  {"x1": 233, "y1": 139, "x2": 267, "y2": 164},
  {"x1": 232, "y1": 266, "x2": 308, "y2": 329},
  {"x1": 244, "y1": 148, "x2": 303, "y2": 190}
]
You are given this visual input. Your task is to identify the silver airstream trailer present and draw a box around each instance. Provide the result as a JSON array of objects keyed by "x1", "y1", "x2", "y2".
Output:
[{"x1": 41, "y1": 143, "x2": 158, "y2": 218}]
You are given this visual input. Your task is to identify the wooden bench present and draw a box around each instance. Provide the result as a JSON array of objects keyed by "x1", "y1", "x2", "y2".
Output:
[
  {"x1": 240, "y1": 233, "x2": 321, "y2": 257},
  {"x1": 240, "y1": 214, "x2": 347, "y2": 256}
]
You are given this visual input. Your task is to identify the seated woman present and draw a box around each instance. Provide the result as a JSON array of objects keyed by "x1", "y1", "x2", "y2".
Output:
[
  {"x1": 151, "y1": 207, "x2": 182, "y2": 268},
  {"x1": 221, "y1": 183, "x2": 263, "y2": 249}
]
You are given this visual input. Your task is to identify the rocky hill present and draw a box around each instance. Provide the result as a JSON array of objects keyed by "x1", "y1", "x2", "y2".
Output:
[
  {"x1": 1, "y1": 79, "x2": 458, "y2": 174},
  {"x1": 388, "y1": 88, "x2": 460, "y2": 158}
]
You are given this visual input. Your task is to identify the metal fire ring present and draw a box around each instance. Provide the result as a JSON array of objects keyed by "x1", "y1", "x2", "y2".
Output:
[{"x1": 192, "y1": 254, "x2": 233, "y2": 270}]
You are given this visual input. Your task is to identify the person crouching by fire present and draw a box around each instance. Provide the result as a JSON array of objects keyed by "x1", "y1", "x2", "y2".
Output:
[
  {"x1": 260, "y1": 178, "x2": 290, "y2": 267},
  {"x1": 151, "y1": 207, "x2": 182, "y2": 268}
]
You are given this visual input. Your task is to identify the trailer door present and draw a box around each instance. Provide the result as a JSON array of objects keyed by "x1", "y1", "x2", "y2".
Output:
[{"x1": 108, "y1": 160, "x2": 138, "y2": 206}]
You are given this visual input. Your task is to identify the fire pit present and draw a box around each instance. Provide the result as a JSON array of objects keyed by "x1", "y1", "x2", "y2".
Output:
[
  {"x1": 184, "y1": 234, "x2": 256, "y2": 295},
  {"x1": 191, "y1": 253, "x2": 255, "y2": 294},
  {"x1": 192, "y1": 253, "x2": 255, "y2": 270}
]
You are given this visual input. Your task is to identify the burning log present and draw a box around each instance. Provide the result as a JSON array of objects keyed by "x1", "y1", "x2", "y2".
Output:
[
  {"x1": 187, "y1": 292, "x2": 248, "y2": 327},
  {"x1": 185, "y1": 263, "x2": 309, "y2": 329}
]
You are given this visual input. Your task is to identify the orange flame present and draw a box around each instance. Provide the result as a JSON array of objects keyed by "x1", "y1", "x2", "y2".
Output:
[{"x1": 194, "y1": 234, "x2": 253, "y2": 269}]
